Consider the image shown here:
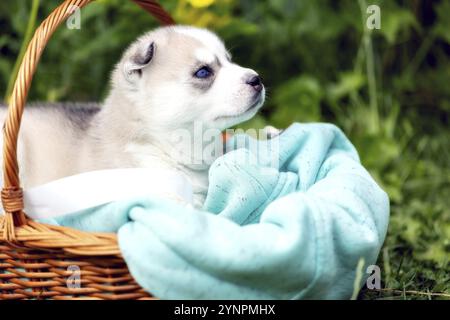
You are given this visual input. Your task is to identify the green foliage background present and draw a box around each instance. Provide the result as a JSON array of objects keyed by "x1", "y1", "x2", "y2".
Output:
[{"x1": 0, "y1": 0, "x2": 449, "y2": 299}]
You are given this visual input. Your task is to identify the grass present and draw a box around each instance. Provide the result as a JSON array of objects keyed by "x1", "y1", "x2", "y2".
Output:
[{"x1": 359, "y1": 1, "x2": 448, "y2": 299}]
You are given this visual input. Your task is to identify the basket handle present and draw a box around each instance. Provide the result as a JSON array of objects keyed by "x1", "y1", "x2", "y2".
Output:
[{"x1": 1, "y1": 0, "x2": 174, "y2": 232}]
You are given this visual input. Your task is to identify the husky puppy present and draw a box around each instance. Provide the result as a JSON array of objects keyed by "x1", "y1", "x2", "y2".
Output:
[{"x1": 0, "y1": 26, "x2": 266, "y2": 207}]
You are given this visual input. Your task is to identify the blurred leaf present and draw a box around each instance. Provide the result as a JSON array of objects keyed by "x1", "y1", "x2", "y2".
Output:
[
  {"x1": 187, "y1": 0, "x2": 215, "y2": 8},
  {"x1": 271, "y1": 76, "x2": 323, "y2": 127},
  {"x1": 327, "y1": 72, "x2": 366, "y2": 101},
  {"x1": 416, "y1": 242, "x2": 449, "y2": 265},
  {"x1": 380, "y1": 7, "x2": 418, "y2": 44},
  {"x1": 354, "y1": 133, "x2": 400, "y2": 172},
  {"x1": 433, "y1": 1, "x2": 450, "y2": 43}
]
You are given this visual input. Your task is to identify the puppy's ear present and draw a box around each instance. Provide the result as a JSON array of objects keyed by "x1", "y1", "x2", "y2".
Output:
[{"x1": 123, "y1": 41, "x2": 155, "y2": 83}]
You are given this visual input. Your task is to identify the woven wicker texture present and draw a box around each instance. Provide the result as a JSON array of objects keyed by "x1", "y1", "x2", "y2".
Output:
[{"x1": 0, "y1": 0, "x2": 174, "y2": 300}]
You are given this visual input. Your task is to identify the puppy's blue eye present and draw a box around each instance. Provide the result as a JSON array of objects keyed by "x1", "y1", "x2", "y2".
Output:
[{"x1": 195, "y1": 66, "x2": 213, "y2": 79}]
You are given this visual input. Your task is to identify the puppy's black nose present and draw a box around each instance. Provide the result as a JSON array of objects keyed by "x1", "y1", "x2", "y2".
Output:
[{"x1": 246, "y1": 75, "x2": 263, "y2": 92}]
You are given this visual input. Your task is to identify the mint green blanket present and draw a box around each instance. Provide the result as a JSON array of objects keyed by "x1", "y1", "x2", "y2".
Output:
[{"x1": 53, "y1": 123, "x2": 389, "y2": 299}]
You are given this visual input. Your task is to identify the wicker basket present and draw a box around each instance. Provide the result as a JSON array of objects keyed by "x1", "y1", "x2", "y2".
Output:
[{"x1": 0, "y1": 0, "x2": 175, "y2": 300}]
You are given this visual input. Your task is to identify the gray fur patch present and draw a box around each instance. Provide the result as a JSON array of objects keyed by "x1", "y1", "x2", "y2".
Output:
[{"x1": 0, "y1": 102, "x2": 101, "y2": 131}]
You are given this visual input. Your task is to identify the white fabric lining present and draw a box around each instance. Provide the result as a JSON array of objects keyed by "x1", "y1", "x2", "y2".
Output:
[{"x1": 0, "y1": 168, "x2": 194, "y2": 220}]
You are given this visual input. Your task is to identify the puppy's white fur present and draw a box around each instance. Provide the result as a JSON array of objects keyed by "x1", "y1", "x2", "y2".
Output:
[{"x1": 0, "y1": 26, "x2": 266, "y2": 207}]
